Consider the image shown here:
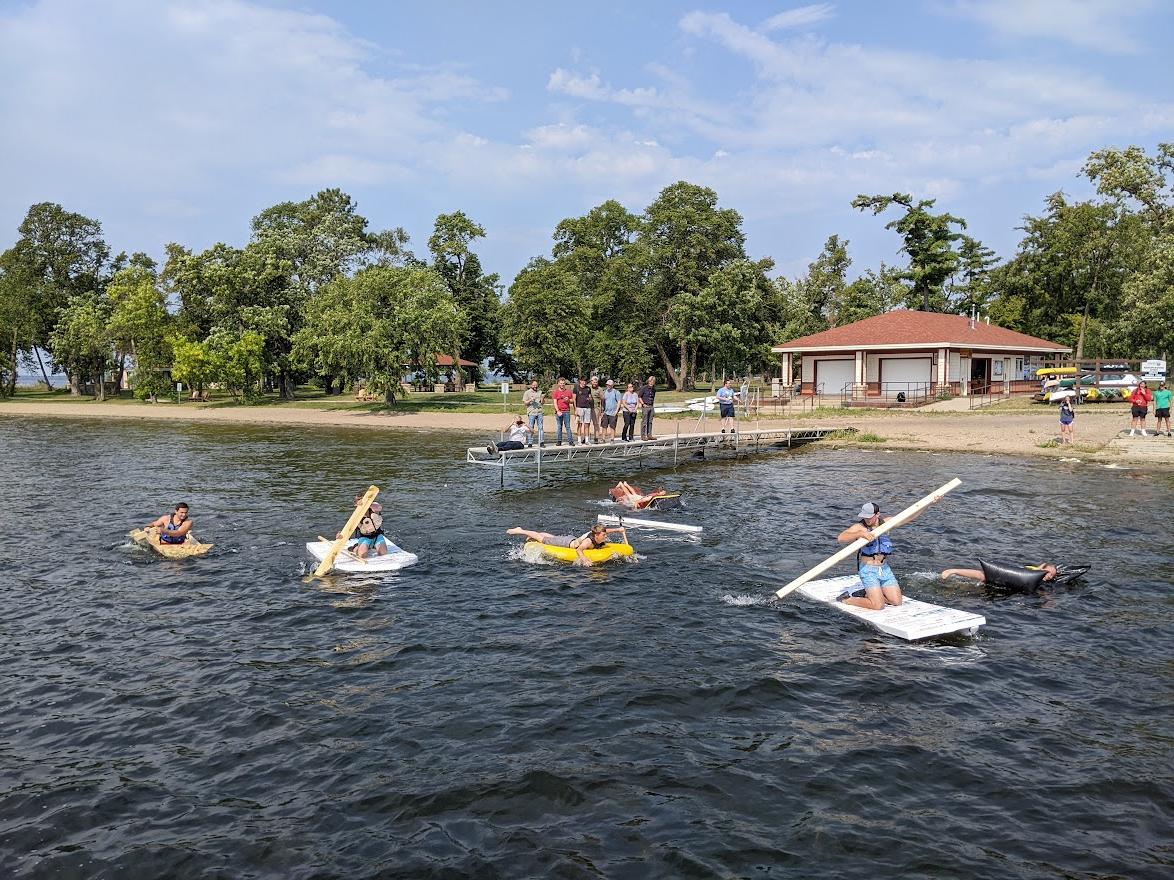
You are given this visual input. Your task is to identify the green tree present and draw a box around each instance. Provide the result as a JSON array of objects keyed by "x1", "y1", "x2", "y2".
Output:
[
  {"x1": 292, "y1": 265, "x2": 464, "y2": 402},
  {"x1": 851, "y1": 193, "x2": 966, "y2": 311},
  {"x1": 49, "y1": 295, "x2": 112, "y2": 399},
  {"x1": 947, "y1": 236, "x2": 999, "y2": 315},
  {"x1": 642, "y1": 182, "x2": 747, "y2": 388},
  {"x1": 107, "y1": 265, "x2": 173, "y2": 400},
  {"x1": 501, "y1": 258, "x2": 591, "y2": 381},
  {"x1": 428, "y1": 211, "x2": 501, "y2": 383}
]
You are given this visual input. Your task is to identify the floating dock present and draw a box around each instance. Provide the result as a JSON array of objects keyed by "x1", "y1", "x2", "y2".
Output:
[{"x1": 465, "y1": 426, "x2": 841, "y2": 484}]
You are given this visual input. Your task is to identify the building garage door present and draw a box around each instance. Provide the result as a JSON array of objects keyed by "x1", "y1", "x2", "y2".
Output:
[
  {"x1": 879, "y1": 357, "x2": 931, "y2": 395},
  {"x1": 814, "y1": 359, "x2": 854, "y2": 394}
]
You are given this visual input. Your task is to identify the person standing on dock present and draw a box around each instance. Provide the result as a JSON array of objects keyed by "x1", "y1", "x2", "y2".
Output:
[
  {"x1": 638, "y1": 375, "x2": 657, "y2": 441},
  {"x1": 621, "y1": 382, "x2": 639, "y2": 441},
  {"x1": 716, "y1": 378, "x2": 738, "y2": 434},
  {"x1": 551, "y1": 377, "x2": 575, "y2": 446},
  {"x1": 601, "y1": 378, "x2": 621, "y2": 442},
  {"x1": 589, "y1": 376, "x2": 605, "y2": 443},
  {"x1": 574, "y1": 377, "x2": 595, "y2": 445},
  {"x1": 522, "y1": 380, "x2": 545, "y2": 448}
]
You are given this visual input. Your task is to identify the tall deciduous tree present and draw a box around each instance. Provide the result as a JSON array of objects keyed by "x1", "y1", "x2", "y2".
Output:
[
  {"x1": 643, "y1": 182, "x2": 747, "y2": 389},
  {"x1": 428, "y1": 211, "x2": 501, "y2": 383},
  {"x1": 501, "y1": 258, "x2": 591, "y2": 381},
  {"x1": 107, "y1": 265, "x2": 173, "y2": 400},
  {"x1": 851, "y1": 193, "x2": 966, "y2": 312}
]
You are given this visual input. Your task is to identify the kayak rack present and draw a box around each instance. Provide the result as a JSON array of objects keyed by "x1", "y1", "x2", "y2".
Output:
[{"x1": 464, "y1": 424, "x2": 840, "y2": 486}]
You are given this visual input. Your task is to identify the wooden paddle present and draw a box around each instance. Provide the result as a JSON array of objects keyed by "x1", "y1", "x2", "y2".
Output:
[
  {"x1": 774, "y1": 478, "x2": 962, "y2": 600},
  {"x1": 311, "y1": 485, "x2": 380, "y2": 577},
  {"x1": 318, "y1": 537, "x2": 368, "y2": 564}
]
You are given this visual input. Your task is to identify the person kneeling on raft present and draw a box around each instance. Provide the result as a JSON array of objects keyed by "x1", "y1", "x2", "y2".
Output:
[
  {"x1": 337, "y1": 495, "x2": 388, "y2": 558},
  {"x1": 835, "y1": 496, "x2": 942, "y2": 609},
  {"x1": 507, "y1": 523, "x2": 628, "y2": 567}
]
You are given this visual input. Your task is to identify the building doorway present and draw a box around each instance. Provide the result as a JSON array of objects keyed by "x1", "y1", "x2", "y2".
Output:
[{"x1": 970, "y1": 357, "x2": 990, "y2": 394}]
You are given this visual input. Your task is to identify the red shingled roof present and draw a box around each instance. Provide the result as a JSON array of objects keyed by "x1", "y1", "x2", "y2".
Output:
[{"x1": 773, "y1": 310, "x2": 1069, "y2": 352}]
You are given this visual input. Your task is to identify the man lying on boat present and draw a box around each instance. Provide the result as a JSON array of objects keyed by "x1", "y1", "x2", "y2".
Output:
[
  {"x1": 336, "y1": 495, "x2": 389, "y2": 558},
  {"x1": 507, "y1": 523, "x2": 627, "y2": 567},
  {"x1": 608, "y1": 481, "x2": 673, "y2": 510},
  {"x1": 143, "y1": 503, "x2": 193, "y2": 545},
  {"x1": 940, "y1": 560, "x2": 1090, "y2": 590}
]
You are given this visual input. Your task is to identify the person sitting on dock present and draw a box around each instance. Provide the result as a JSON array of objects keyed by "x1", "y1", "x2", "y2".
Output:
[
  {"x1": 340, "y1": 495, "x2": 388, "y2": 557},
  {"x1": 835, "y1": 499, "x2": 938, "y2": 609},
  {"x1": 507, "y1": 523, "x2": 628, "y2": 567},
  {"x1": 609, "y1": 481, "x2": 670, "y2": 510},
  {"x1": 145, "y1": 503, "x2": 193, "y2": 545},
  {"x1": 486, "y1": 418, "x2": 532, "y2": 455}
]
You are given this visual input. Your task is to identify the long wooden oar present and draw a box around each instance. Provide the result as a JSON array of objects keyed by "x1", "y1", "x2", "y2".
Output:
[
  {"x1": 318, "y1": 537, "x2": 368, "y2": 565},
  {"x1": 774, "y1": 478, "x2": 962, "y2": 600},
  {"x1": 312, "y1": 485, "x2": 380, "y2": 577}
]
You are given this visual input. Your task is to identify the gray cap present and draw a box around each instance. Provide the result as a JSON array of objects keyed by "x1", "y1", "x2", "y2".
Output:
[{"x1": 858, "y1": 502, "x2": 880, "y2": 518}]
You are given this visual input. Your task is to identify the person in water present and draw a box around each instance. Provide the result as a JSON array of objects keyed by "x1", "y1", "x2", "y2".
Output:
[
  {"x1": 609, "y1": 481, "x2": 670, "y2": 510},
  {"x1": 836, "y1": 498, "x2": 940, "y2": 609},
  {"x1": 940, "y1": 563, "x2": 1059, "y2": 583},
  {"x1": 145, "y1": 503, "x2": 193, "y2": 545},
  {"x1": 507, "y1": 523, "x2": 628, "y2": 567},
  {"x1": 338, "y1": 495, "x2": 388, "y2": 558}
]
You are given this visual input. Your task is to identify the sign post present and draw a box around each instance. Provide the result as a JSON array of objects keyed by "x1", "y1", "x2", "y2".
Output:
[{"x1": 501, "y1": 381, "x2": 510, "y2": 411}]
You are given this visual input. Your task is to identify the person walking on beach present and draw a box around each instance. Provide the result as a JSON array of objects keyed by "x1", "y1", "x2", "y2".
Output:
[
  {"x1": 716, "y1": 378, "x2": 738, "y2": 434},
  {"x1": 1153, "y1": 381, "x2": 1171, "y2": 437},
  {"x1": 522, "y1": 380, "x2": 545, "y2": 448},
  {"x1": 638, "y1": 375, "x2": 657, "y2": 441},
  {"x1": 601, "y1": 379, "x2": 621, "y2": 442},
  {"x1": 620, "y1": 382, "x2": 639, "y2": 442},
  {"x1": 574, "y1": 377, "x2": 595, "y2": 445},
  {"x1": 835, "y1": 498, "x2": 940, "y2": 610},
  {"x1": 144, "y1": 503, "x2": 193, "y2": 545},
  {"x1": 551, "y1": 377, "x2": 575, "y2": 446},
  {"x1": 589, "y1": 376, "x2": 604, "y2": 443},
  {"x1": 1129, "y1": 381, "x2": 1153, "y2": 436},
  {"x1": 1059, "y1": 396, "x2": 1075, "y2": 445}
]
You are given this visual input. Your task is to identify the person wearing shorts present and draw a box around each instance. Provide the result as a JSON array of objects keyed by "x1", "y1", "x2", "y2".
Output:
[
  {"x1": 835, "y1": 497, "x2": 942, "y2": 610},
  {"x1": 601, "y1": 378, "x2": 621, "y2": 441},
  {"x1": 1129, "y1": 382, "x2": 1152, "y2": 436},
  {"x1": 573, "y1": 377, "x2": 594, "y2": 445},
  {"x1": 1059, "y1": 397, "x2": 1075, "y2": 445},
  {"x1": 716, "y1": 378, "x2": 737, "y2": 433},
  {"x1": 1153, "y1": 381, "x2": 1171, "y2": 437},
  {"x1": 507, "y1": 523, "x2": 628, "y2": 567}
]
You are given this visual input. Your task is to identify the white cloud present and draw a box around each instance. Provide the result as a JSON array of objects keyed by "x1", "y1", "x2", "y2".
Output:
[
  {"x1": 760, "y1": 4, "x2": 836, "y2": 32},
  {"x1": 947, "y1": 0, "x2": 1156, "y2": 54}
]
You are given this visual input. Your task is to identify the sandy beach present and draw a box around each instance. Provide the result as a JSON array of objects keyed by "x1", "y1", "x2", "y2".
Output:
[{"x1": 2, "y1": 398, "x2": 1162, "y2": 464}]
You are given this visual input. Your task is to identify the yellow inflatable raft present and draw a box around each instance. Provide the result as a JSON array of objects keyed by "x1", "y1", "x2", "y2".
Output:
[{"x1": 526, "y1": 541, "x2": 634, "y2": 564}]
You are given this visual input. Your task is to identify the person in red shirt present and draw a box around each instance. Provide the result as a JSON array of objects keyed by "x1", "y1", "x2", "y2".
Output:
[
  {"x1": 1129, "y1": 381, "x2": 1153, "y2": 436},
  {"x1": 550, "y1": 377, "x2": 576, "y2": 446}
]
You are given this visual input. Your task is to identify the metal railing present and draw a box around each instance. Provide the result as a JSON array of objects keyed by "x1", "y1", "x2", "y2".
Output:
[{"x1": 839, "y1": 381, "x2": 932, "y2": 407}]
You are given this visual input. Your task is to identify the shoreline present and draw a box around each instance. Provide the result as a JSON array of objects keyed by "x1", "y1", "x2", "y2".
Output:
[{"x1": 3, "y1": 399, "x2": 1166, "y2": 466}]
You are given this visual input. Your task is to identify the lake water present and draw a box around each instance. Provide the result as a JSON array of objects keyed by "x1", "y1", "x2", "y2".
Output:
[{"x1": 0, "y1": 417, "x2": 1170, "y2": 879}]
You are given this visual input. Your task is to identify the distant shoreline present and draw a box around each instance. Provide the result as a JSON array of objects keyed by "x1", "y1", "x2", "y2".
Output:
[{"x1": 3, "y1": 398, "x2": 1164, "y2": 466}]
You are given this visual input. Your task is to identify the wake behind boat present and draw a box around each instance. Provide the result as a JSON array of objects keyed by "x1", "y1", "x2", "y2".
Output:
[{"x1": 305, "y1": 539, "x2": 419, "y2": 574}]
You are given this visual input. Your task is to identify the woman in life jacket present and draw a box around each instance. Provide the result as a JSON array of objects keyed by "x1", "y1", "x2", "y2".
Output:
[
  {"x1": 833, "y1": 496, "x2": 942, "y2": 609},
  {"x1": 144, "y1": 503, "x2": 193, "y2": 545}
]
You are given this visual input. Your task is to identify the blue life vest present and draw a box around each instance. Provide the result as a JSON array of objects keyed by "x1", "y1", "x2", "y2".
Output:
[{"x1": 858, "y1": 526, "x2": 892, "y2": 559}]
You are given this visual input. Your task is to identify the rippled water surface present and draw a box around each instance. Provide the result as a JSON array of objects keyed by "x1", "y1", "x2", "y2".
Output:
[{"x1": 0, "y1": 418, "x2": 1171, "y2": 879}]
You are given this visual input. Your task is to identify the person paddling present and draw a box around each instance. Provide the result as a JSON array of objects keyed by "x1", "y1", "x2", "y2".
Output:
[
  {"x1": 836, "y1": 499, "x2": 938, "y2": 609},
  {"x1": 507, "y1": 523, "x2": 628, "y2": 567},
  {"x1": 144, "y1": 503, "x2": 193, "y2": 545},
  {"x1": 337, "y1": 494, "x2": 388, "y2": 558}
]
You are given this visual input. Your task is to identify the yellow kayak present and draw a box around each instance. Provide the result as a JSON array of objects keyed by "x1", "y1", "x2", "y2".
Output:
[
  {"x1": 526, "y1": 541, "x2": 634, "y2": 564},
  {"x1": 129, "y1": 528, "x2": 213, "y2": 559}
]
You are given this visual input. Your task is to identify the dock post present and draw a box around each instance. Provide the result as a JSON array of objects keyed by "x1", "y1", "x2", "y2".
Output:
[
  {"x1": 500, "y1": 459, "x2": 505, "y2": 488},
  {"x1": 674, "y1": 420, "x2": 679, "y2": 466},
  {"x1": 536, "y1": 444, "x2": 541, "y2": 485}
]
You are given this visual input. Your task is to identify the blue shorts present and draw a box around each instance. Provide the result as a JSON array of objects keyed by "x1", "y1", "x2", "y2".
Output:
[
  {"x1": 858, "y1": 562, "x2": 898, "y2": 590},
  {"x1": 719, "y1": 403, "x2": 735, "y2": 418},
  {"x1": 353, "y1": 535, "x2": 388, "y2": 550}
]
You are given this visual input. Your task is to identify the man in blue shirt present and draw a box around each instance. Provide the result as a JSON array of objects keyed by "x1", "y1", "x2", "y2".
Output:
[
  {"x1": 716, "y1": 378, "x2": 738, "y2": 434},
  {"x1": 601, "y1": 378, "x2": 621, "y2": 442}
]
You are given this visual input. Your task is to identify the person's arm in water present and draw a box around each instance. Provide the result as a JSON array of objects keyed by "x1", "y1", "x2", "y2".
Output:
[
  {"x1": 941, "y1": 568, "x2": 984, "y2": 582},
  {"x1": 572, "y1": 533, "x2": 594, "y2": 566}
]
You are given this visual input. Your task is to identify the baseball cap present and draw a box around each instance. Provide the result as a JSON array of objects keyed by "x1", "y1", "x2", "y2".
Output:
[{"x1": 858, "y1": 502, "x2": 880, "y2": 518}]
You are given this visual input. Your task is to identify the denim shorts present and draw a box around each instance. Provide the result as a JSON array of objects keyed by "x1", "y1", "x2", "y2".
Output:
[
  {"x1": 858, "y1": 562, "x2": 898, "y2": 589},
  {"x1": 354, "y1": 535, "x2": 388, "y2": 550}
]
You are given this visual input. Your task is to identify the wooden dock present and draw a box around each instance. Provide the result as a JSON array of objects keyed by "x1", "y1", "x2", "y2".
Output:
[{"x1": 465, "y1": 425, "x2": 841, "y2": 484}]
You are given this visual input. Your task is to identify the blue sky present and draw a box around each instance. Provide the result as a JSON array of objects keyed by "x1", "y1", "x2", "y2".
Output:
[{"x1": 1, "y1": 0, "x2": 1171, "y2": 284}]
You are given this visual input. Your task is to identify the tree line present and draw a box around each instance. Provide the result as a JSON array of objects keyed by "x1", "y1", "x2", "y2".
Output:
[{"x1": 1, "y1": 143, "x2": 1169, "y2": 399}]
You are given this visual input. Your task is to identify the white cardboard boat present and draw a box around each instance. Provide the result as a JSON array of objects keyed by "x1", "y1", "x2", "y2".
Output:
[
  {"x1": 305, "y1": 539, "x2": 419, "y2": 574},
  {"x1": 597, "y1": 514, "x2": 703, "y2": 534},
  {"x1": 797, "y1": 574, "x2": 985, "y2": 640}
]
